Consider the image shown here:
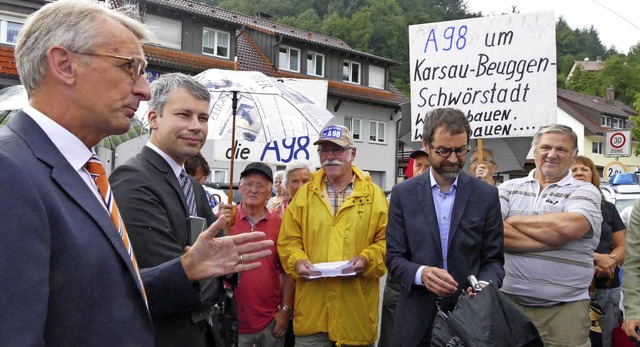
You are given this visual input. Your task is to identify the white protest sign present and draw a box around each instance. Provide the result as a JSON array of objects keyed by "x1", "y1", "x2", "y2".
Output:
[
  {"x1": 212, "y1": 136, "x2": 321, "y2": 167},
  {"x1": 409, "y1": 12, "x2": 557, "y2": 141}
]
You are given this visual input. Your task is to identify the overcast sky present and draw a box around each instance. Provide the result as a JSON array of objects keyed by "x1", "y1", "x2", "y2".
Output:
[{"x1": 464, "y1": 0, "x2": 640, "y2": 54}]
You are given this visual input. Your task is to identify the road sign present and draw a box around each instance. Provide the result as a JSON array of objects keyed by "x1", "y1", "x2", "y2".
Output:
[
  {"x1": 604, "y1": 129, "x2": 632, "y2": 157},
  {"x1": 603, "y1": 161, "x2": 629, "y2": 181}
]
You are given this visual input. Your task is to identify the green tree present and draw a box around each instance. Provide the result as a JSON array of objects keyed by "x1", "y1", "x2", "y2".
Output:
[
  {"x1": 319, "y1": 12, "x2": 352, "y2": 44},
  {"x1": 278, "y1": 9, "x2": 323, "y2": 33},
  {"x1": 555, "y1": 17, "x2": 609, "y2": 87},
  {"x1": 326, "y1": 0, "x2": 368, "y2": 18},
  {"x1": 596, "y1": 54, "x2": 640, "y2": 105},
  {"x1": 566, "y1": 53, "x2": 640, "y2": 106},
  {"x1": 398, "y1": 0, "x2": 475, "y2": 24},
  {"x1": 566, "y1": 66, "x2": 599, "y2": 95},
  {"x1": 630, "y1": 93, "x2": 640, "y2": 154}
]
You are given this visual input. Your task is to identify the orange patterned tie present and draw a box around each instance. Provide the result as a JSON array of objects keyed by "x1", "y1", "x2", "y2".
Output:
[{"x1": 86, "y1": 155, "x2": 148, "y2": 308}]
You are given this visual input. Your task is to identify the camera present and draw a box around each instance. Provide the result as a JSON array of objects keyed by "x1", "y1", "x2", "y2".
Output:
[{"x1": 467, "y1": 275, "x2": 482, "y2": 293}]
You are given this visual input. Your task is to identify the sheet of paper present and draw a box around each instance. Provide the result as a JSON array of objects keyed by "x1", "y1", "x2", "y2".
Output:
[{"x1": 308, "y1": 261, "x2": 356, "y2": 279}]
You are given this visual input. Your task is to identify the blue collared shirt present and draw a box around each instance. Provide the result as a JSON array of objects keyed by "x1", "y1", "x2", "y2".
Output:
[{"x1": 413, "y1": 168, "x2": 459, "y2": 285}]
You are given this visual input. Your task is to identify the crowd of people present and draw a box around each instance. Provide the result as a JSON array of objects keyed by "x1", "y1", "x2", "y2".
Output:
[{"x1": 3, "y1": 1, "x2": 640, "y2": 347}]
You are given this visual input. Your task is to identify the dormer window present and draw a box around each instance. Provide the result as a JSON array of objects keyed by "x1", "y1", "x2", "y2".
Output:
[
  {"x1": 343, "y1": 60, "x2": 360, "y2": 84},
  {"x1": 601, "y1": 115, "x2": 611, "y2": 127},
  {"x1": 278, "y1": 46, "x2": 300, "y2": 72},
  {"x1": 202, "y1": 28, "x2": 230, "y2": 58},
  {"x1": 144, "y1": 14, "x2": 182, "y2": 49},
  {"x1": 306, "y1": 51, "x2": 324, "y2": 77},
  {"x1": 369, "y1": 65, "x2": 385, "y2": 89}
]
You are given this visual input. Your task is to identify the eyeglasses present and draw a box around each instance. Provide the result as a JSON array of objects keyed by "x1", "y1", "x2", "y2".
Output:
[
  {"x1": 470, "y1": 158, "x2": 496, "y2": 165},
  {"x1": 75, "y1": 51, "x2": 147, "y2": 82},
  {"x1": 428, "y1": 143, "x2": 469, "y2": 158},
  {"x1": 318, "y1": 147, "x2": 352, "y2": 156},
  {"x1": 241, "y1": 181, "x2": 269, "y2": 192}
]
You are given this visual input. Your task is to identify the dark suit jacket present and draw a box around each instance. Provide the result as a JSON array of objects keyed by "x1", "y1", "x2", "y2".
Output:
[
  {"x1": 0, "y1": 112, "x2": 198, "y2": 347},
  {"x1": 386, "y1": 171, "x2": 505, "y2": 347},
  {"x1": 110, "y1": 146, "x2": 218, "y2": 347}
]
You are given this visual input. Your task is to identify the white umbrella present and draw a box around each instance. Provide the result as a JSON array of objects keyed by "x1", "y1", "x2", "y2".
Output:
[
  {"x1": 191, "y1": 69, "x2": 335, "y2": 205},
  {"x1": 194, "y1": 69, "x2": 333, "y2": 142}
]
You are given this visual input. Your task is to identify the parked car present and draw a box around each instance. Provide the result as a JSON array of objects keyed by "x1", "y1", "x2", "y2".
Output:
[{"x1": 601, "y1": 173, "x2": 640, "y2": 213}]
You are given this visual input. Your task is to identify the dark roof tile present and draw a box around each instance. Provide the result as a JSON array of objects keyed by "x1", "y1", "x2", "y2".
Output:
[
  {"x1": 328, "y1": 80, "x2": 408, "y2": 107},
  {"x1": 140, "y1": 0, "x2": 396, "y2": 64},
  {"x1": 143, "y1": 44, "x2": 235, "y2": 72},
  {"x1": 556, "y1": 97, "x2": 602, "y2": 135},
  {"x1": 235, "y1": 31, "x2": 279, "y2": 77},
  {"x1": 557, "y1": 88, "x2": 637, "y2": 118}
]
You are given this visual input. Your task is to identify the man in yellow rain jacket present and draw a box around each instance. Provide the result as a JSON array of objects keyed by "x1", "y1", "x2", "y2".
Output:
[{"x1": 278, "y1": 125, "x2": 388, "y2": 346}]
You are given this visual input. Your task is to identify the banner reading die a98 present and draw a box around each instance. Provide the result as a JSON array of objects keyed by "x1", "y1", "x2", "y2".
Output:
[{"x1": 409, "y1": 12, "x2": 557, "y2": 141}]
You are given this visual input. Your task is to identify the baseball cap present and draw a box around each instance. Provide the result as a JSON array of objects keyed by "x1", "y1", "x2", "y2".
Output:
[
  {"x1": 313, "y1": 125, "x2": 355, "y2": 147},
  {"x1": 410, "y1": 148, "x2": 429, "y2": 159},
  {"x1": 240, "y1": 162, "x2": 273, "y2": 183}
]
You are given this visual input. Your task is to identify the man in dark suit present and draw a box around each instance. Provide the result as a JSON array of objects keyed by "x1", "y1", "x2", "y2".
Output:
[
  {"x1": 386, "y1": 108, "x2": 505, "y2": 347},
  {"x1": 0, "y1": 2, "x2": 271, "y2": 346},
  {"x1": 110, "y1": 73, "x2": 224, "y2": 347}
]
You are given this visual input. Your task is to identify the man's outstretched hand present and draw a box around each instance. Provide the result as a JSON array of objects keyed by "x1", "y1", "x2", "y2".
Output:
[{"x1": 181, "y1": 217, "x2": 273, "y2": 281}]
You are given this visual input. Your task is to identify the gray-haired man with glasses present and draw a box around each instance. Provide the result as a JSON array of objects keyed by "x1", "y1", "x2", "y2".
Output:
[
  {"x1": 0, "y1": 2, "x2": 272, "y2": 346},
  {"x1": 73, "y1": 51, "x2": 147, "y2": 81},
  {"x1": 386, "y1": 108, "x2": 505, "y2": 346}
]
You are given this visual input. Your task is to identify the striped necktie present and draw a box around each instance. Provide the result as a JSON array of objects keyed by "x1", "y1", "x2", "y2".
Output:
[
  {"x1": 86, "y1": 155, "x2": 148, "y2": 307},
  {"x1": 179, "y1": 170, "x2": 198, "y2": 217}
]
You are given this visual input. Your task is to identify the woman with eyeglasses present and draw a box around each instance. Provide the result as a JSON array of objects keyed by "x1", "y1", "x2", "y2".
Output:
[
  {"x1": 469, "y1": 148, "x2": 499, "y2": 186},
  {"x1": 571, "y1": 156, "x2": 626, "y2": 347}
]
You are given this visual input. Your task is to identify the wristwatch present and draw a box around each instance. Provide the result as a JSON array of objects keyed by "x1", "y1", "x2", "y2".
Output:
[{"x1": 278, "y1": 304, "x2": 293, "y2": 314}]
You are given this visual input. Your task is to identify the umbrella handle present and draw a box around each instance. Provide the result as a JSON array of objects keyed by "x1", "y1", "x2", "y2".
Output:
[
  {"x1": 211, "y1": 194, "x2": 222, "y2": 206},
  {"x1": 226, "y1": 91, "x2": 238, "y2": 227},
  {"x1": 228, "y1": 205, "x2": 236, "y2": 228}
]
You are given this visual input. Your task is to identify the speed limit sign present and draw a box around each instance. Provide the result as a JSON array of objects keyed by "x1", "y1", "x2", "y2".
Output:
[
  {"x1": 604, "y1": 130, "x2": 632, "y2": 157},
  {"x1": 603, "y1": 161, "x2": 629, "y2": 181}
]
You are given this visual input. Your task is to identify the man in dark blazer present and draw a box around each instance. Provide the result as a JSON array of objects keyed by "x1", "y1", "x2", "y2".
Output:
[
  {"x1": 386, "y1": 108, "x2": 505, "y2": 347},
  {"x1": 110, "y1": 73, "x2": 223, "y2": 347},
  {"x1": 0, "y1": 2, "x2": 271, "y2": 346}
]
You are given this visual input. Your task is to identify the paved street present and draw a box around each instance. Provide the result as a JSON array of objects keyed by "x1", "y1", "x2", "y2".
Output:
[{"x1": 376, "y1": 274, "x2": 387, "y2": 347}]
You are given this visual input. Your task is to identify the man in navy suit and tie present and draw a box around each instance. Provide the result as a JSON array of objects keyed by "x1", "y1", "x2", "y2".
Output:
[
  {"x1": 0, "y1": 1, "x2": 271, "y2": 346},
  {"x1": 386, "y1": 108, "x2": 505, "y2": 346}
]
